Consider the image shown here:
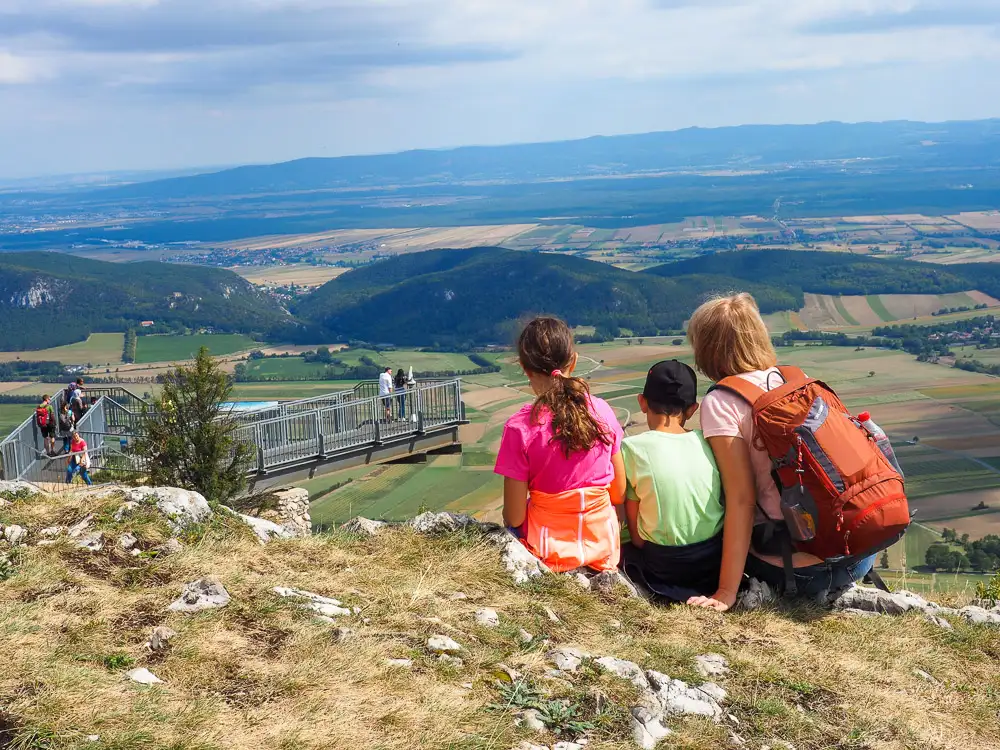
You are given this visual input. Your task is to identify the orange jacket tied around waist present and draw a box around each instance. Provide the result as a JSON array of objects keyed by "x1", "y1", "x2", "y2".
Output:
[{"x1": 522, "y1": 486, "x2": 621, "y2": 573}]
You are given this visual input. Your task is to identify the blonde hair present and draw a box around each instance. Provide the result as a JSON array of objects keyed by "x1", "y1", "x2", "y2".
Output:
[{"x1": 688, "y1": 293, "x2": 777, "y2": 382}]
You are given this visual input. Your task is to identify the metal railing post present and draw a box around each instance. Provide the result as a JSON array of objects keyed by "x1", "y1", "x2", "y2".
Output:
[{"x1": 372, "y1": 398, "x2": 381, "y2": 444}]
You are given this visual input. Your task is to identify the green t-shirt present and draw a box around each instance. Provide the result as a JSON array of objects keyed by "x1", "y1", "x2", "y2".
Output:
[{"x1": 621, "y1": 429, "x2": 723, "y2": 547}]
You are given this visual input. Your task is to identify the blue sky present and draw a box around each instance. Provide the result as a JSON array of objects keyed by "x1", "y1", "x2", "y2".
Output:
[{"x1": 1, "y1": 0, "x2": 999, "y2": 178}]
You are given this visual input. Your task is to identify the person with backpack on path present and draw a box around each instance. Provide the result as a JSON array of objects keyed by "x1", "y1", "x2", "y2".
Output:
[
  {"x1": 66, "y1": 378, "x2": 86, "y2": 423},
  {"x1": 494, "y1": 316, "x2": 626, "y2": 573},
  {"x1": 685, "y1": 293, "x2": 909, "y2": 612},
  {"x1": 57, "y1": 402, "x2": 75, "y2": 455},
  {"x1": 394, "y1": 368, "x2": 408, "y2": 419},
  {"x1": 35, "y1": 395, "x2": 56, "y2": 456}
]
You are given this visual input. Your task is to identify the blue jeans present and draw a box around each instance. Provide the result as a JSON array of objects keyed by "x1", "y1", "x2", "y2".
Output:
[
  {"x1": 66, "y1": 463, "x2": 93, "y2": 486},
  {"x1": 745, "y1": 553, "x2": 876, "y2": 598}
]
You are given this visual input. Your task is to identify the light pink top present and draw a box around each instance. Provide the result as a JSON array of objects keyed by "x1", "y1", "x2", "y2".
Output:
[
  {"x1": 494, "y1": 397, "x2": 623, "y2": 493},
  {"x1": 699, "y1": 367, "x2": 783, "y2": 523}
]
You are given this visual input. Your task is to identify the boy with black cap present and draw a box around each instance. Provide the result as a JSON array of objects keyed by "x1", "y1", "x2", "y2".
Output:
[{"x1": 620, "y1": 360, "x2": 725, "y2": 601}]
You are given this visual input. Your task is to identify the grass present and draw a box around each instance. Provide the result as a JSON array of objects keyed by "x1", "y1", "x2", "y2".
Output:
[
  {"x1": 866, "y1": 295, "x2": 897, "y2": 323},
  {"x1": 0, "y1": 333, "x2": 125, "y2": 366},
  {"x1": 244, "y1": 357, "x2": 331, "y2": 379},
  {"x1": 0, "y1": 403, "x2": 32, "y2": 439},
  {"x1": 1, "y1": 487, "x2": 999, "y2": 750},
  {"x1": 135, "y1": 334, "x2": 257, "y2": 364}
]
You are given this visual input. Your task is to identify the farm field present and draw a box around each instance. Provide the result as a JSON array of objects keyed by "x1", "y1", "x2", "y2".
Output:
[
  {"x1": 0, "y1": 333, "x2": 125, "y2": 366},
  {"x1": 798, "y1": 292, "x2": 1000, "y2": 329},
  {"x1": 135, "y1": 333, "x2": 257, "y2": 363},
  {"x1": 241, "y1": 350, "x2": 480, "y2": 380},
  {"x1": 232, "y1": 264, "x2": 349, "y2": 288}
]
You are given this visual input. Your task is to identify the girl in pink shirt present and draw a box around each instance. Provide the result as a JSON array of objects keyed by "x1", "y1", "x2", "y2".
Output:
[{"x1": 494, "y1": 317, "x2": 626, "y2": 572}]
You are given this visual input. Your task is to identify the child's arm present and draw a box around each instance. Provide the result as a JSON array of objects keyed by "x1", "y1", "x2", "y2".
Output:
[
  {"x1": 625, "y1": 499, "x2": 644, "y2": 548},
  {"x1": 609, "y1": 451, "x2": 626, "y2": 506},
  {"x1": 502, "y1": 478, "x2": 529, "y2": 529},
  {"x1": 687, "y1": 435, "x2": 756, "y2": 613}
]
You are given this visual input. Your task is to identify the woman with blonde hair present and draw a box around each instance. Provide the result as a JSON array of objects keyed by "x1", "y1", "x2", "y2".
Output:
[{"x1": 686, "y1": 293, "x2": 875, "y2": 611}]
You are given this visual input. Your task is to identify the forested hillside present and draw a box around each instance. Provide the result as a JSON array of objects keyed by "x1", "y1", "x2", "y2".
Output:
[
  {"x1": 0, "y1": 253, "x2": 293, "y2": 350},
  {"x1": 294, "y1": 248, "x2": 797, "y2": 346},
  {"x1": 647, "y1": 250, "x2": 1000, "y2": 300}
]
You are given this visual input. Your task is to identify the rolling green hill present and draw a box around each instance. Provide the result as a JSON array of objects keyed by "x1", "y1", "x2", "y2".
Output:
[
  {"x1": 0, "y1": 252, "x2": 294, "y2": 351},
  {"x1": 294, "y1": 247, "x2": 799, "y2": 346}
]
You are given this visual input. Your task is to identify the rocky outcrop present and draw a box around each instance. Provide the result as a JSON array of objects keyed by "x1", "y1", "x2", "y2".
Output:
[
  {"x1": 124, "y1": 487, "x2": 212, "y2": 532},
  {"x1": 266, "y1": 487, "x2": 311, "y2": 538},
  {"x1": 0, "y1": 481, "x2": 41, "y2": 498}
]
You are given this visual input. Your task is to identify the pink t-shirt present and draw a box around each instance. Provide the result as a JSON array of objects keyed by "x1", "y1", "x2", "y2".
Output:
[
  {"x1": 699, "y1": 367, "x2": 783, "y2": 522},
  {"x1": 494, "y1": 397, "x2": 623, "y2": 493}
]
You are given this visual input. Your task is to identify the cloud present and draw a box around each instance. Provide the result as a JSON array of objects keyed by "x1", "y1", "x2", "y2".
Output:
[
  {"x1": 803, "y1": 1, "x2": 1000, "y2": 34},
  {"x1": 1, "y1": 0, "x2": 1000, "y2": 177}
]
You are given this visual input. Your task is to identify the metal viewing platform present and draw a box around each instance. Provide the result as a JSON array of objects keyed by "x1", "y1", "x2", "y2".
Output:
[{"x1": 0, "y1": 379, "x2": 467, "y2": 491}]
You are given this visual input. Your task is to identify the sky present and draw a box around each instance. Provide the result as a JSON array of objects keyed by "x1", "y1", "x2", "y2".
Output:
[{"x1": 1, "y1": 0, "x2": 1000, "y2": 178}]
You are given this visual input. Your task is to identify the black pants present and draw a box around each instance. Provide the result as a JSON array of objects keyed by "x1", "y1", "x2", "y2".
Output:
[{"x1": 621, "y1": 533, "x2": 723, "y2": 602}]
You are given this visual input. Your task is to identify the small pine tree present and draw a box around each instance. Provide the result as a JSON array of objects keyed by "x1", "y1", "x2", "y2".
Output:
[
  {"x1": 879, "y1": 550, "x2": 890, "y2": 569},
  {"x1": 136, "y1": 347, "x2": 254, "y2": 504}
]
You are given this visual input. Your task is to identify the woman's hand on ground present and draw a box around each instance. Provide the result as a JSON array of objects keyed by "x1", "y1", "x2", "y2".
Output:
[{"x1": 686, "y1": 589, "x2": 738, "y2": 612}]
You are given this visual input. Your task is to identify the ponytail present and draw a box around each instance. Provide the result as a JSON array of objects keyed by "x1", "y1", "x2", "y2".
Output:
[
  {"x1": 517, "y1": 316, "x2": 613, "y2": 457},
  {"x1": 532, "y1": 373, "x2": 612, "y2": 457}
]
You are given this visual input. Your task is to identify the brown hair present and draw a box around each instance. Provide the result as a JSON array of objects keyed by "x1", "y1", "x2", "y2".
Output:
[
  {"x1": 687, "y1": 293, "x2": 777, "y2": 382},
  {"x1": 517, "y1": 316, "x2": 612, "y2": 457}
]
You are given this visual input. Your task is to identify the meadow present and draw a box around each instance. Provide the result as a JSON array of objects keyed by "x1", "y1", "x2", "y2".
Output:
[
  {"x1": 0, "y1": 333, "x2": 125, "y2": 366},
  {"x1": 134, "y1": 333, "x2": 257, "y2": 363}
]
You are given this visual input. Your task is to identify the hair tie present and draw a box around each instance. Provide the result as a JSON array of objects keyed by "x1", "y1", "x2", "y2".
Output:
[{"x1": 550, "y1": 369, "x2": 563, "y2": 378}]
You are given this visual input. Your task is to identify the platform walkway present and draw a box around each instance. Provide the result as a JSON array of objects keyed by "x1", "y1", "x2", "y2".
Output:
[{"x1": 0, "y1": 379, "x2": 466, "y2": 490}]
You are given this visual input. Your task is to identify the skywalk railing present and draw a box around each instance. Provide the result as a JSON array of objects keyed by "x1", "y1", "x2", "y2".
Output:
[{"x1": 235, "y1": 378, "x2": 464, "y2": 474}]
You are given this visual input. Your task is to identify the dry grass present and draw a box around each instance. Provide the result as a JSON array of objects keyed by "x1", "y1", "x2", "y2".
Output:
[{"x1": 2, "y1": 489, "x2": 1000, "y2": 750}]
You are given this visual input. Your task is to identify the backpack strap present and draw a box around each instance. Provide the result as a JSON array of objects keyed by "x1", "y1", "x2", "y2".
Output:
[{"x1": 708, "y1": 375, "x2": 768, "y2": 407}]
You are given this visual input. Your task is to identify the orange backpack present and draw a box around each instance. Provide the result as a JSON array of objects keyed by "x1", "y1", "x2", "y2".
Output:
[{"x1": 713, "y1": 366, "x2": 910, "y2": 593}]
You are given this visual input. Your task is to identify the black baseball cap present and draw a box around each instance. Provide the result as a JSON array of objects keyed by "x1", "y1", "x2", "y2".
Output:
[{"x1": 642, "y1": 360, "x2": 698, "y2": 409}]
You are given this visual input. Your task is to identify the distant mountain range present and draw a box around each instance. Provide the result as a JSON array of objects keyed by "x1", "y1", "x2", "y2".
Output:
[
  {"x1": 75, "y1": 119, "x2": 1000, "y2": 200},
  {"x1": 0, "y1": 253, "x2": 292, "y2": 350}
]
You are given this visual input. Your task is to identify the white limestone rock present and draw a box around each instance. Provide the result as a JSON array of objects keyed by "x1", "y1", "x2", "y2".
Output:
[
  {"x1": 342, "y1": 517, "x2": 388, "y2": 537},
  {"x1": 124, "y1": 486, "x2": 212, "y2": 532},
  {"x1": 517, "y1": 628, "x2": 535, "y2": 645},
  {"x1": 924, "y1": 613, "x2": 954, "y2": 630},
  {"x1": 512, "y1": 743, "x2": 548, "y2": 750},
  {"x1": 169, "y1": 577, "x2": 231, "y2": 613},
  {"x1": 273, "y1": 587, "x2": 351, "y2": 617},
  {"x1": 427, "y1": 635, "x2": 465, "y2": 655},
  {"x1": 67, "y1": 514, "x2": 95, "y2": 539},
  {"x1": 126, "y1": 667, "x2": 163, "y2": 685},
  {"x1": 474, "y1": 608, "x2": 500, "y2": 628},
  {"x1": 408, "y1": 511, "x2": 474, "y2": 534},
  {"x1": 2, "y1": 525, "x2": 27, "y2": 546},
  {"x1": 267, "y1": 487, "x2": 311, "y2": 538},
  {"x1": 547, "y1": 647, "x2": 589, "y2": 673},
  {"x1": 590, "y1": 569, "x2": 641, "y2": 598},
  {"x1": 694, "y1": 654, "x2": 730, "y2": 679},
  {"x1": 831, "y1": 585, "x2": 934, "y2": 616},
  {"x1": 518, "y1": 709, "x2": 546, "y2": 732},
  {"x1": 631, "y1": 706, "x2": 672, "y2": 749},
  {"x1": 552, "y1": 743, "x2": 586, "y2": 750},
  {"x1": 595, "y1": 656, "x2": 650, "y2": 690},
  {"x1": 75, "y1": 532, "x2": 104, "y2": 552},
  {"x1": 147, "y1": 626, "x2": 177, "y2": 653},
  {"x1": 485, "y1": 528, "x2": 550, "y2": 584},
  {"x1": 436, "y1": 654, "x2": 464, "y2": 668},
  {"x1": 959, "y1": 606, "x2": 1000, "y2": 627},
  {"x1": 233, "y1": 510, "x2": 291, "y2": 544},
  {"x1": 646, "y1": 670, "x2": 724, "y2": 721},
  {"x1": 118, "y1": 532, "x2": 138, "y2": 551},
  {"x1": 386, "y1": 658, "x2": 413, "y2": 669},
  {"x1": 913, "y1": 668, "x2": 938, "y2": 684}
]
